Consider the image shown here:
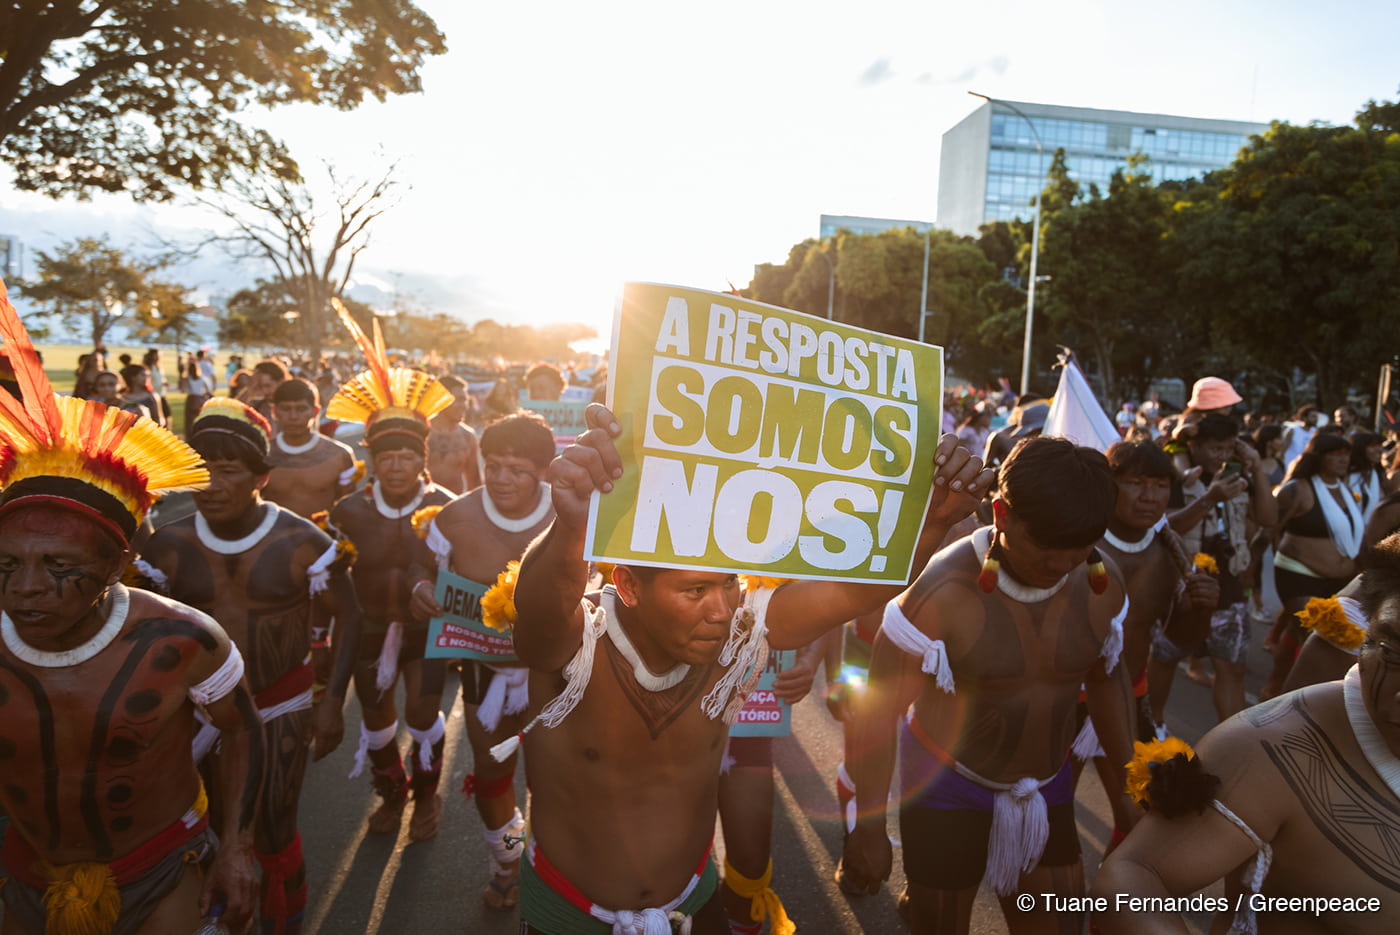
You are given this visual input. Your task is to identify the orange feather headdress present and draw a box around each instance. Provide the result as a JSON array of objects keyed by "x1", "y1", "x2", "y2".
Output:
[
  {"x1": 0, "y1": 277, "x2": 208, "y2": 543},
  {"x1": 324, "y1": 299, "x2": 451, "y2": 455}
]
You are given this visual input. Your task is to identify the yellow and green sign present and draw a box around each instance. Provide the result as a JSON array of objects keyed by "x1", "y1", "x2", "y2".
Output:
[{"x1": 585, "y1": 283, "x2": 943, "y2": 584}]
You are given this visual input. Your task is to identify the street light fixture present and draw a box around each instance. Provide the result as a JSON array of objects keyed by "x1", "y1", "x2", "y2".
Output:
[{"x1": 969, "y1": 91, "x2": 1043, "y2": 395}]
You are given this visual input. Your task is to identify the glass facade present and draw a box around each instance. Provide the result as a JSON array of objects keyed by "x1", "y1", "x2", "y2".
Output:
[{"x1": 984, "y1": 111, "x2": 1254, "y2": 224}]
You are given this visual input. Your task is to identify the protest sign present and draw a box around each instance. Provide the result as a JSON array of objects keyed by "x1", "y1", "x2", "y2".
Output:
[
  {"x1": 729, "y1": 648, "x2": 797, "y2": 738},
  {"x1": 522, "y1": 398, "x2": 589, "y2": 453},
  {"x1": 424, "y1": 569, "x2": 518, "y2": 662},
  {"x1": 585, "y1": 283, "x2": 943, "y2": 584}
]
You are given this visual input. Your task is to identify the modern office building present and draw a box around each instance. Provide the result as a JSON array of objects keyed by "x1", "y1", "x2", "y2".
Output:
[
  {"x1": 0, "y1": 234, "x2": 21, "y2": 281},
  {"x1": 937, "y1": 100, "x2": 1267, "y2": 236},
  {"x1": 819, "y1": 214, "x2": 931, "y2": 239}
]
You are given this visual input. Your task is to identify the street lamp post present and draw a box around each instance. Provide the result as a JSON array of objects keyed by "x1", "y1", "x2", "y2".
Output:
[
  {"x1": 969, "y1": 92, "x2": 1043, "y2": 395},
  {"x1": 817, "y1": 248, "x2": 835, "y2": 319},
  {"x1": 918, "y1": 226, "x2": 932, "y2": 344}
]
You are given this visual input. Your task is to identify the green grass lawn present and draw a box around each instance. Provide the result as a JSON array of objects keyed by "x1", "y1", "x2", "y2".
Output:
[{"x1": 34, "y1": 343, "x2": 208, "y2": 437}]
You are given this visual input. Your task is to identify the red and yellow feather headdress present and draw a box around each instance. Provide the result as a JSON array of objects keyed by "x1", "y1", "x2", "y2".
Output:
[
  {"x1": 0, "y1": 277, "x2": 207, "y2": 543},
  {"x1": 324, "y1": 299, "x2": 451, "y2": 453}
]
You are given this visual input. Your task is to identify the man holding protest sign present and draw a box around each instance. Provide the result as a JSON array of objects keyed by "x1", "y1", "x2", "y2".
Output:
[
  {"x1": 408, "y1": 411, "x2": 557, "y2": 909},
  {"x1": 500, "y1": 278, "x2": 988, "y2": 935}
]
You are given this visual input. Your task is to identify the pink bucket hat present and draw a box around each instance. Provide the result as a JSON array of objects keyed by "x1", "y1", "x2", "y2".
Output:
[{"x1": 1187, "y1": 376, "x2": 1243, "y2": 411}]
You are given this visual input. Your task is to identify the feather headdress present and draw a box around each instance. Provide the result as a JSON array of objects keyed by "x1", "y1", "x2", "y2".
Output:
[
  {"x1": 325, "y1": 299, "x2": 451, "y2": 456},
  {"x1": 0, "y1": 277, "x2": 207, "y2": 543},
  {"x1": 188, "y1": 396, "x2": 272, "y2": 462}
]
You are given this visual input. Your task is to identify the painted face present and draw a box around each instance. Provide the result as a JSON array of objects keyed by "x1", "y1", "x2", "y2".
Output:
[
  {"x1": 1113, "y1": 473, "x2": 1171, "y2": 531},
  {"x1": 483, "y1": 453, "x2": 544, "y2": 518},
  {"x1": 272, "y1": 399, "x2": 318, "y2": 436},
  {"x1": 0, "y1": 507, "x2": 125, "y2": 651},
  {"x1": 373, "y1": 448, "x2": 426, "y2": 500},
  {"x1": 193, "y1": 458, "x2": 268, "y2": 525},
  {"x1": 998, "y1": 505, "x2": 1095, "y2": 589},
  {"x1": 1358, "y1": 595, "x2": 1400, "y2": 757},
  {"x1": 631, "y1": 570, "x2": 741, "y2": 666}
]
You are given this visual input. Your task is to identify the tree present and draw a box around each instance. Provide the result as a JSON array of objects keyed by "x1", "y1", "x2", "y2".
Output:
[
  {"x1": 19, "y1": 236, "x2": 193, "y2": 347},
  {"x1": 184, "y1": 161, "x2": 400, "y2": 357},
  {"x1": 0, "y1": 1, "x2": 446, "y2": 201}
]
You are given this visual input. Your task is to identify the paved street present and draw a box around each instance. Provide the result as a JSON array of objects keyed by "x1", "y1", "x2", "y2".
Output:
[{"x1": 294, "y1": 627, "x2": 1274, "y2": 934}]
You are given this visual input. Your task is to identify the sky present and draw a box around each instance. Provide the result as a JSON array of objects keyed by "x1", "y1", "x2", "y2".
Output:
[{"x1": 2, "y1": 0, "x2": 1398, "y2": 343}]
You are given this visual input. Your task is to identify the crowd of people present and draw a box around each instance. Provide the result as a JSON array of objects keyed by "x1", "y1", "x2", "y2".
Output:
[{"x1": 1, "y1": 281, "x2": 1397, "y2": 935}]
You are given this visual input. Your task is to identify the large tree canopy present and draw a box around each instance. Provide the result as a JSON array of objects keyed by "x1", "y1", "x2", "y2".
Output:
[{"x1": 0, "y1": 0, "x2": 446, "y2": 200}]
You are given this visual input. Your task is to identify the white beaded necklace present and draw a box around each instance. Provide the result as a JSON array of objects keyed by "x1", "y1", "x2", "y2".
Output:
[
  {"x1": 2, "y1": 585, "x2": 130, "y2": 668},
  {"x1": 602, "y1": 588, "x2": 691, "y2": 691},
  {"x1": 372, "y1": 480, "x2": 425, "y2": 520},
  {"x1": 195, "y1": 503, "x2": 279, "y2": 555},
  {"x1": 274, "y1": 432, "x2": 319, "y2": 455},
  {"x1": 1343, "y1": 665, "x2": 1400, "y2": 799},
  {"x1": 482, "y1": 483, "x2": 552, "y2": 533},
  {"x1": 1103, "y1": 517, "x2": 1166, "y2": 555},
  {"x1": 974, "y1": 527, "x2": 1069, "y2": 604}
]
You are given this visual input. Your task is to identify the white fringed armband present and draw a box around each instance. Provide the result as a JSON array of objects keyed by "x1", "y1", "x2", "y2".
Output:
[
  {"x1": 881, "y1": 601, "x2": 955, "y2": 694},
  {"x1": 1101, "y1": 596, "x2": 1128, "y2": 674},
  {"x1": 701, "y1": 587, "x2": 774, "y2": 723},
  {"x1": 425, "y1": 519, "x2": 452, "y2": 570},
  {"x1": 306, "y1": 541, "x2": 338, "y2": 596},
  {"x1": 189, "y1": 643, "x2": 245, "y2": 707}
]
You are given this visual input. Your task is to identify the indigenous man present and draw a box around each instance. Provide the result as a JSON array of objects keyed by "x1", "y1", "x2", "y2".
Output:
[
  {"x1": 409, "y1": 411, "x2": 555, "y2": 906},
  {"x1": 508, "y1": 404, "x2": 994, "y2": 935},
  {"x1": 0, "y1": 291, "x2": 261, "y2": 934},
  {"x1": 1092, "y1": 532, "x2": 1400, "y2": 935},
  {"x1": 144, "y1": 398, "x2": 362, "y2": 935},
  {"x1": 1096, "y1": 441, "x2": 1219, "y2": 746},
  {"x1": 325, "y1": 317, "x2": 456, "y2": 843},
  {"x1": 425, "y1": 374, "x2": 481, "y2": 495},
  {"x1": 263, "y1": 377, "x2": 358, "y2": 519},
  {"x1": 524, "y1": 363, "x2": 566, "y2": 402},
  {"x1": 841, "y1": 436, "x2": 1140, "y2": 935}
]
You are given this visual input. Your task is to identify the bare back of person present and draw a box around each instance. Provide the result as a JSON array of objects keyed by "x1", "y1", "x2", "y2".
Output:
[
  {"x1": 0, "y1": 589, "x2": 217, "y2": 865},
  {"x1": 907, "y1": 536, "x2": 1121, "y2": 781},
  {"x1": 264, "y1": 434, "x2": 355, "y2": 519},
  {"x1": 146, "y1": 507, "x2": 325, "y2": 693},
  {"x1": 525, "y1": 618, "x2": 728, "y2": 910},
  {"x1": 427, "y1": 422, "x2": 479, "y2": 495}
]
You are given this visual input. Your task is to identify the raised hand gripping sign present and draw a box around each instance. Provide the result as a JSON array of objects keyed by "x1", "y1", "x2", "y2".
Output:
[{"x1": 585, "y1": 283, "x2": 943, "y2": 584}]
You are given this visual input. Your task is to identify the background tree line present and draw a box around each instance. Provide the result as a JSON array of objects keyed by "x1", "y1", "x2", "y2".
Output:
[{"x1": 744, "y1": 92, "x2": 1400, "y2": 413}]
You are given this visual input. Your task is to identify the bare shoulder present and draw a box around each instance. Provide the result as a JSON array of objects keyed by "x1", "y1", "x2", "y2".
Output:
[
  {"x1": 269, "y1": 505, "x2": 334, "y2": 554},
  {"x1": 1089, "y1": 551, "x2": 1129, "y2": 630},
  {"x1": 435, "y1": 488, "x2": 484, "y2": 530},
  {"x1": 123, "y1": 588, "x2": 234, "y2": 675},
  {"x1": 330, "y1": 487, "x2": 372, "y2": 525},
  {"x1": 324, "y1": 435, "x2": 356, "y2": 463},
  {"x1": 898, "y1": 532, "x2": 983, "y2": 637},
  {"x1": 144, "y1": 515, "x2": 196, "y2": 562},
  {"x1": 423, "y1": 483, "x2": 455, "y2": 507}
]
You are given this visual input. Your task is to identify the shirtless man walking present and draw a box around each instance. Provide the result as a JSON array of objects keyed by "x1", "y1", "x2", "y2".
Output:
[
  {"x1": 0, "y1": 290, "x2": 261, "y2": 934},
  {"x1": 842, "y1": 436, "x2": 1141, "y2": 935},
  {"x1": 325, "y1": 351, "x2": 455, "y2": 843},
  {"x1": 426, "y1": 374, "x2": 481, "y2": 495},
  {"x1": 263, "y1": 378, "x2": 357, "y2": 519},
  {"x1": 508, "y1": 404, "x2": 993, "y2": 934},
  {"x1": 1093, "y1": 531, "x2": 1400, "y2": 935},
  {"x1": 409, "y1": 411, "x2": 555, "y2": 907},
  {"x1": 144, "y1": 398, "x2": 362, "y2": 935}
]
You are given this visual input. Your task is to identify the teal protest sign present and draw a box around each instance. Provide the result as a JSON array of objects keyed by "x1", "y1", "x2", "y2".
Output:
[
  {"x1": 424, "y1": 569, "x2": 518, "y2": 662},
  {"x1": 584, "y1": 283, "x2": 943, "y2": 584}
]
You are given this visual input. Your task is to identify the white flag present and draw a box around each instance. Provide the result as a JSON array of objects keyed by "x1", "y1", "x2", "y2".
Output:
[{"x1": 1043, "y1": 360, "x2": 1120, "y2": 452}]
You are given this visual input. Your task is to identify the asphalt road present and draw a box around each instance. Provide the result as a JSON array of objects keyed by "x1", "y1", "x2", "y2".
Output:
[{"x1": 292, "y1": 631, "x2": 1272, "y2": 935}]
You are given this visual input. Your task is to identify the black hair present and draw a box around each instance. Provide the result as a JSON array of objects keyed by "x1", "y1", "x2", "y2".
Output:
[
  {"x1": 1192, "y1": 413, "x2": 1239, "y2": 444},
  {"x1": 1349, "y1": 432, "x2": 1384, "y2": 476},
  {"x1": 191, "y1": 431, "x2": 272, "y2": 475},
  {"x1": 1287, "y1": 431, "x2": 1351, "y2": 481},
  {"x1": 272, "y1": 377, "x2": 318, "y2": 406},
  {"x1": 253, "y1": 359, "x2": 289, "y2": 384},
  {"x1": 1106, "y1": 440, "x2": 1173, "y2": 480},
  {"x1": 481, "y1": 412, "x2": 556, "y2": 470},
  {"x1": 1359, "y1": 531, "x2": 1400, "y2": 622},
  {"x1": 438, "y1": 374, "x2": 466, "y2": 394},
  {"x1": 525, "y1": 363, "x2": 564, "y2": 390},
  {"x1": 1250, "y1": 423, "x2": 1283, "y2": 458},
  {"x1": 999, "y1": 436, "x2": 1116, "y2": 548}
]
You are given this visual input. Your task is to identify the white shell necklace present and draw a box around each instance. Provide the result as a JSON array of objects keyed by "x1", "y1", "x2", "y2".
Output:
[
  {"x1": 482, "y1": 483, "x2": 552, "y2": 533},
  {"x1": 372, "y1": 480, "x2": 425, "y2": 520},
  {"x1": 1103, "y1": 517, "x2": 1166, "y2": 554},
  {"x1": 602, "y1": 588, "x2": 691, "y2": 691},
  {"x1": 196, "y1": 503, "x2": 279, "y2": 555},
  {"x1": 2, "y1": 585, "x2": 130, "y2": 668},
  {"x1": 1343, "y1": 665, "x2": 1400, "y2": 799},
  {"x1": 275, "y1": 432, "x2": 319, "y2": 455},
  {"x1": 974, "y1": 527, "x2": 1069, "y2": 603}
]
